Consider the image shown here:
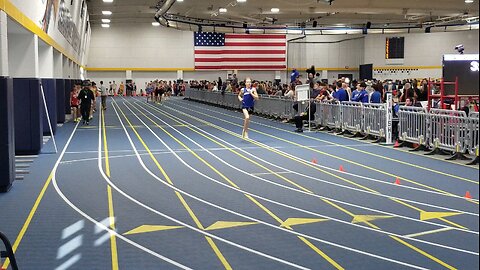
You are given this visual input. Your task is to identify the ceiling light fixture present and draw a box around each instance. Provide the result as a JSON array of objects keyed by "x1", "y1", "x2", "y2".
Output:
[
  {"x1": 103, "y1": 0, "x2": 114, "y2": 3},
  {"x1": 271, "y1": 8, "x2": 280, "y2": 13},
  {"x1": 152, "y1": 22, "x2": 160, "y2": 26},
  {"x1": 101, "y1": 24, "x2": 110, "y2": 28},
  {"x1": 102, "y1": 11, "x2": 112, "y2": 15},
  {"x1": 465, "y1": 0, "x2": 474, "y2": 3},
  {"x1": 237, "y1": 0, "x2": 247, "y2": 3},
  {"x1": 101, "y1": 19, "x2": 111, "y2": 23},
  {"x1": 219, "y1": 8, "x2": 227, "y2": 13}
]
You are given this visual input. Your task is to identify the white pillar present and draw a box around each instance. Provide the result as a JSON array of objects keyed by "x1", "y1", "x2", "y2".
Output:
[
  {"x1": 53, "y1": 49, "x2": 63, "y2": 78},
  {"x1": 38, "y1": 44, "x2": 54, "y2": 78},
  {"x1": 0, "y1": 11, "x2": 9, "y2": 76},
  {"x1": 177, "y1": 70, "x2": 183, "y2": 80},
  {"x1": 126, "y1": 70, "x2": 132, "y2": 80},
  {"x1": 8, "y1": 32, "x2": 39, "y2": 78}
]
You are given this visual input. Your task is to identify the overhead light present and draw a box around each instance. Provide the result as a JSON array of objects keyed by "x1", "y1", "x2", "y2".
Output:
[
  {"x1": 177, "y1": 0, "x2": 184, "y2": 2},
  {"x1": 101, "y1": 24, "x2": 110, "y2": 28},
  {"x1": 219, "y1": 8, "x2": 227, "y2": 13},
  {"x1": 101, "y1": 19, "x2": 111, "y2": 23},
  {"x1": 152, "y1": 22, "x2": 160, "y2": 26},
  {"x1": 271, "y1": 8, "x2": 280, "y2": 13},
  {"x1": 465, "y1": 0, "x2": 474, "y2": 3},
  {"x1": 102, "y1": 11, "x2": 112, "y2": 15},
  {"x1": 237, "y1": 0, "x2": 247, "y2": 2},
  {"x1": 103, "y1": 0, "x2": 114, "y2": 2}
]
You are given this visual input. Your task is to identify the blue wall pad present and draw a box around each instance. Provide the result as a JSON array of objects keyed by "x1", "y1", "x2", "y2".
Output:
[
  {"x1": 41, "y1": 79, "x2": 57, "y2": 136},
  {"x1": 0, "y1": 77, "x2": 15, "y2": 192},
  {"x1": 13, "y1": 78, "x2": 43, "y2": 155},
  {"x1": 55, "y1": 79, "x2": 65, "y2": 123},
  {"x1": 64, "y1": 79, "x2": 72, "y2": 115}
]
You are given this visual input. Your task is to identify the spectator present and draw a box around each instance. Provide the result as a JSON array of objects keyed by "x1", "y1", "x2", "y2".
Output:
[
  {"x1": 294, "y1": 100, "x2": 316, "y2": 133},
  {"x1": 370, "y1": 83, "x2": 383, "y2": 103},
  {"x1": 351, "y1": 82, "x2": 369, "y2": 103},
  {"x1": 290, "y1": 68, "x2": 299, "y2": 83},
  {"x1": 333, "y1": 81, "x2": 349, "y2": 102}
]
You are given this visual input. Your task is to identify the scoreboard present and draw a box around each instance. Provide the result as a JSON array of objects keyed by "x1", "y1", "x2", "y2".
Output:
[{"x1": 386, "y1": 37, "x2": 405, "y2": 59}]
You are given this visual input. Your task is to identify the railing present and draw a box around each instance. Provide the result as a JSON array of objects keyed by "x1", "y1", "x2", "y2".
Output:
[
  {"x1": 398, "y1": 106, "x2": 429, "y2": 149},
  {"x1": 0, "y1": 231, "x2": 19, "y2": 270},
  {"x1": 185, "y1": 89, "x2": 479, "y2": 164}
]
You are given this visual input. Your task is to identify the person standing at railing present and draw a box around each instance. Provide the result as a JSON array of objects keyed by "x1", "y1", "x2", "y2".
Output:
[
  {"x1": 351, "y1": 82, "x2": 369, "y2": 103},
  {"x1": 333, "y1": 82, "x2": 349, "y2": 102},
  {"x1": 238, "y1": 78, "x2": 259, "y2": 139},
  {"x1": 370, "y1": 83, "x2": 383, "y2": 103}
]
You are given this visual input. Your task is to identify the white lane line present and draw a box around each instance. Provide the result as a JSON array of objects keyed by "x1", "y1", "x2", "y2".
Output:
[
  {"x1": 252, "y1": 172, "x2": 292, "y2": 176},
  {"x1": 109, "y1": 101, "x2": 312, "y2": 270},
  {"x1": 166, "y1": 101, "x2": 480, "y2": 203},
  {"x1": 122, "y1": 101, "x2": 478, "y2": 260},
  {"x1": 404, "y1": 228, "x2": 455, "y2": 239},
  {"x1": 155, "y1": 102, "x2": 480, "y2": 219},
  {"x1": 51, "y1": 120, "x2": 192, "y2": 269}
]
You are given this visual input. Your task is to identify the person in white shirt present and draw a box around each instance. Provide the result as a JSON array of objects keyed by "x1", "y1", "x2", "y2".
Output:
[{"x1": 100, "y1": 81, "x2": 108, "y2": 110}]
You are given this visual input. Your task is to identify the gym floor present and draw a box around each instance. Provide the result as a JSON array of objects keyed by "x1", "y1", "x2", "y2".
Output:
[{"x1": 0, "y1": 97, "x2": 478, "y2": 270}]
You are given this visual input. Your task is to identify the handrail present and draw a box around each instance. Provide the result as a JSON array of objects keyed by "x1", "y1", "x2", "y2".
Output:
[{"x1": 0, "y1": 231, "x2": 19, "y2": 270}]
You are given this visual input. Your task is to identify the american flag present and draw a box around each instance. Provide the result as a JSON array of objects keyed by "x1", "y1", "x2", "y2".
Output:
[{"x1": 194, "y1": 32, "x2": 287, "y2": 70}]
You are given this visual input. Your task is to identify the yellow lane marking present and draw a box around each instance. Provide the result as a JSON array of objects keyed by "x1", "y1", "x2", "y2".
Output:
[
  {"x1": 420, "y1": 212, "x2": 463, "y2": 221},
  {"x1": 205, "y1": 221, "x2": 258, "y2": 231},
  {"x1": 281, "y1": 218, "x2": 328, "y2": 228},
  {"x1": 298, "y1": 236, "x2": 345, "y2": 270},
  {"x1": 176, "y1": 102, "x2": 480, "y2": 195},
  {"x1": 152, "y1": 102, "x2": 466, "y2": 268},
  {"x1": 1, "y1": 172, "x2": 54, "y2": 269},
  {"x1": 161, "y1": 103, "x2": 475, "y2": 229},
  {"x1": 404, "y1": 228, "x2": 454, "y2": 239},
  {"x1": 352, "y1": 215, "x2": 394, "y2": 224},
  {"x1": 107, "y1": 186, "x2": 119, "y2": 270},
  {"x1": 205, "y1": 236, "x2": 233, "y2": 270},
  {"x1": 129, "y1": 102, "x2": 343, "y2": 269},
  {"x1": 124, "y1": 225, "x2": 184, "y2": 235},
  {"x1": 102, "y1": 111, "x2": 111, "y2": 177},
  {"x1": 113, "y1": 102, "x2": 231, "y2": 269},
  {"x1": 188, "y1": 99, "x2": 479, "y2": 182},
  {"x1": 389, "y1": 236, "x2": 457, "y2": 270}
]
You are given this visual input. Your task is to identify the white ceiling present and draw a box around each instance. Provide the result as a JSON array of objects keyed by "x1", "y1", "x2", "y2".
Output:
[{"x1": 86, "y1": 0, "x2": 479, "y2": 30}]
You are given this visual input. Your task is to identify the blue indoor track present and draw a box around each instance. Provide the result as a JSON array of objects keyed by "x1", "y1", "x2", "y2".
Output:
[{"x1": 0, "y1": 96, "x2": 478, "y2": 270}]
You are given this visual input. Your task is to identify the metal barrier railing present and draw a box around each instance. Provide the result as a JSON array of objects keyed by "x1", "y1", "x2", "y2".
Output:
[
  {"x1": 468, "y1": 112, "x2": 479, "y2": 155},
  {"x1": 0, "y1": 231, "x2": 19, "y2": 270},
  {"x1": 340, "y1": 101, "x2": 364, "y2": 136},
  {"x1": 398, "y1": 106, "x2": 430, "y2": 150},
  {"x1": 185, "y1": 89, "x2": 479, "y2": 164},
  {"x1": 428, "y1": 109, "x2": 471, "y2": 159},
  {"x1": 363, "y1": 103, "x2": 387, "y2": 140}
]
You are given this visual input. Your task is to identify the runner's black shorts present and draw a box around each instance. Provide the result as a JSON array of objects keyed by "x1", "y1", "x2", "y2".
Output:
[{"x1": 242, "y1": 107, "x2": 254, "y2": 114}]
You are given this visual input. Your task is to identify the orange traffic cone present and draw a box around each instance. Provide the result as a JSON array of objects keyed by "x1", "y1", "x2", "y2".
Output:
[
  {"x1": 339, "y1": 165, "x2": 344, "y2": 172},
  {"x1": 394, "y1": 140, "x2": 400, "y2": 148},
  {"x1": 114, "y1": 91, "x2": 117, "y2": 97},
  {"x1": 394, "y1": 178, "x2": 401, "y2": 185},
  {"x1": 465, "y1": 191, "x2": 472, "y2": 199},
  {"x1": 123, "y1": 91, "x2": 126, "y2": 97},
  {"x1": 312, "y1": 159, "x2": 318, "y2": 164}
]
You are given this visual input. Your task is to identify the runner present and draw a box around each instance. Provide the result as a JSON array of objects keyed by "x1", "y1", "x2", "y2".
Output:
[{"x1": 237, "y1": 78, "x2": 259, "y2": 139}]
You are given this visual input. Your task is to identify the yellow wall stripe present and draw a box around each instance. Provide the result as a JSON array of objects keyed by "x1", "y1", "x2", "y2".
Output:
[{"x1": 0, "y1": 0, "x2": 82, "y2": 66}]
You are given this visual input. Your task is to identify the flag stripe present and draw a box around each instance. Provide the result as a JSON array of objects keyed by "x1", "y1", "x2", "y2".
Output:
[
  {"x1": 224, "y1": 42, "x2": 285, "y2": 47},
  {"x1": 195, "y1": 58, "x2": 285, "y2": 62},
  {"x1": 194, "y1": 50, "x2": 286, "y2": 55},
  {"x1": 225, "y1": 34, "x2": 286, "y2": 39}
]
